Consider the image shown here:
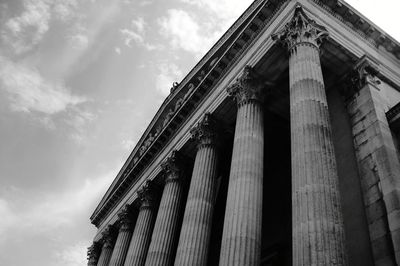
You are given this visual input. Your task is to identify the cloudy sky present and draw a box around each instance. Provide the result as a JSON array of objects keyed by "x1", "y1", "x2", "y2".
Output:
[{"x1": 0, "y1": 0, "x2": 399, "y2": 265}]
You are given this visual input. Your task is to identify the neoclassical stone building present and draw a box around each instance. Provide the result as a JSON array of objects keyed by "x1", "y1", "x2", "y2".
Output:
[{"x1": 88, "y1": 0, "x2": 400, "y2": 265}]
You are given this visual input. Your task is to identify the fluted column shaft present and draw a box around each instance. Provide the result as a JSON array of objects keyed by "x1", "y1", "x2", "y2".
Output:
[
  {"x1": 109, "y1": 208, "x2": 134, "y2": 266},
  {"x1": 124, "y1": 183, "x2": 156, "y2": 266},
  {"x1": 174, "y1": 114, "x2": 219, "y2": 266},
  {"x1": 145, "y1": 151, "x2": 185, "y2": 266},
  {"x1": 219, "y1": 100, "x2": 264, "y2": 266},
  {"x1": 109, "y1": 229, "x2": 133, "y2": 266},
  {"x1": 87, "y1": 242, "x2": 101, "y2": 266},
  {"x1": 289, "y1": 41, "x2": 347, "y2": 266},
  {"x1": 272, "y1": 7, "x2": 348, "y2": 265},
  {"x1": 97, "y1": 236, "x2": 115, "y2": 266}
]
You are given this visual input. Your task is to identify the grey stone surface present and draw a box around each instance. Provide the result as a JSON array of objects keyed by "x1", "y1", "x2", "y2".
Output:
[
  {"x1": 145, "y1": 151, "x2": 185, "y2": 266},
  {"x1": 174, "y1": 114, "x2": 219, "y2": 266},
  {"x1": 124, "y1": 182, "x2": 157, "y2": 266},
  {"x1": 109, "y1": 207, "x2": 134, "y2": 266},
  {"x1": 219, "y1": 66, "x2": 264, "y2": 266}
]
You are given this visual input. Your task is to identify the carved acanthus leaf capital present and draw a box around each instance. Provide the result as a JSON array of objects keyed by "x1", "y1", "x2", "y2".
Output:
[
  {"x1": 341, "y1": 56, "x2": 381, "y2": 99},
  {"x1": 161, "y1": 150, "x2": 185, "y2": 183},
  {"x1": 350, "y1": 56, "x2": 381, "y2": 90},
  {"x1": 137, "y1": 180, "x2": 156, "y2": 209},
  {"x1": 101, "y1": 225, "x2": 116, "y2": 249},
  {"x1": 272, "y1": 6, "x2": 328, "y2": 51},
  {"x1": 190, "y1": 113, "x2": 219, "y2": 149},
  {"x1": 87, "y1": 242, "x2": 101, "y2": 262},
  {"x1": 227, "y1": 66, "x2": 264, "y2": 106},
  {"x1": 117, "y1": 206, "x2": 134, "y2": 231}
]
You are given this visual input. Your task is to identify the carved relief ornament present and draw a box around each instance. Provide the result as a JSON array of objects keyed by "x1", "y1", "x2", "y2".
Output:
[
  {"x1": 87, "y1": 242, "x2": 101, "y2": 262},
  {"x1": 227, "y1": 66, "x2": 264, "y2": 106},
  {"x1": 190, "y1": 113, "x2": 219, "y2": 148},
  {"x1": 117, "y1": 206, "x2": 134, "y2": 231},
  {"x1": 137, "y1": 180, "x2": 156, "y2": 209},
  {"x1": 101, "y1": 225, "x2": 116, "y2": 249},
  {"x1": 272, "y1": 5, "x2": 328, "y2": 52},
  {"x1": 161, "y1": 150, "x2": 184, "y2": 183}
]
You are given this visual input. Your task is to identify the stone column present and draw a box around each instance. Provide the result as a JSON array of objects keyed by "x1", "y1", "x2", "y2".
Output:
[
  {"x1": 124, "y1": 181, "x2": 157, "y2": 266},
  {"x1": 87, "y1": 242, "x2": 101, "y2": 266},
  {"x1": 272, "y1": 6, "x2": 347, "y2": 265},
  {"x1": 97, "y1": 226, "x2": 117, "y2": 266},
  {"x1": 174, "y1": 113, "x2": 219, "y2": 266},
  {"x1": 109, "y1": 206, "x2": 135, "y2": 266},
  {"x1": 145, "y1": 151, "x2": 186, "y2": 266},
  {"x1": 218, "y1": 66, "x2": 264, "y2": 266}
]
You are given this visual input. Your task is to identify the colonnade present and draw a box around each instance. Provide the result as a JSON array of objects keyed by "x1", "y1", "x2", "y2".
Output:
[{"x1": 88, "y1": 6, "x2": 348, "y2": 266}]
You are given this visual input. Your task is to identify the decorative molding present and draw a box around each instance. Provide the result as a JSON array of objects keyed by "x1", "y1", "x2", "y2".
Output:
[
  {"x1": 161, "y1": 150, "x2": 185, "y2": 184},
  {"x1": 137, "y1": 180, "x2": 156, "y2": 210},
  {"x1": 87, "y1": 242, "x2": 101, "y2": 263},
  {"x1": 341, "y1": 55, "x2": 381, "y2": 99},
  {"x1": 272, "y1": 5, "x2": 328, "y2": 52},
  {"x1": 117, "y1": 206, "x2": 134, "y2": 232},
  {"x1": 190, "y1": 113, "x2": 219, "y2": 149},
  {"x1": 227, "y1": 66, "x2": 265, "y2": 106},
  {"x1": 101, "y1": 225, "x2": 116, "y2": 249}
]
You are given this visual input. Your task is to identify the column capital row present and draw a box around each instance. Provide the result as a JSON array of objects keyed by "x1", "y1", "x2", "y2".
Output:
[{"x1": 272, "y1": 5, "x2": 328, "y2": 52}]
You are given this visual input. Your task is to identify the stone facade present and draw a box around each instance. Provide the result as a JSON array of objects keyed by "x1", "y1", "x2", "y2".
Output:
[{"x1": 88, "y1": 1, "x2": 400, "y2": 265}]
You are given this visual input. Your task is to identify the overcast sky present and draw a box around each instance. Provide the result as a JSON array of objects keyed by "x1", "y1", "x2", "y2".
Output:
[{"x1": 0, "y1": 0, "x2": 399, "y2": 265}]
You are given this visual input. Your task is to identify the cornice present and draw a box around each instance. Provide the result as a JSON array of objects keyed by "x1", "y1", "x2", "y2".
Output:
[{"x1": 310, "y1": 0, "x2": 400, "y2": 60}]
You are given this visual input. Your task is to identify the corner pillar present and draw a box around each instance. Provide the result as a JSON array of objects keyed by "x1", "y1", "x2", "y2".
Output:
[{"x1": 345, "y1": 57, "x2": 400, "y2": 265}]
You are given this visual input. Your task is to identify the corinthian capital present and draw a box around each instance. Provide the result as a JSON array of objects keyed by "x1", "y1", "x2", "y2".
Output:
[
  {"x1": 101, "y1": 225, "x2": 116, "y2": 249},
  {"x1": 227, "y1": 66, "x2": 264, "y2": 106},
  {"x1": 117, "y1": 206, "x2": 134, "y2": 231},
  {"x1": 137, "y1": 180, "x2": 156, "y2": 209},
  {"x1": 190, "y1": 113, "x2": 219, "y2": 149},
  {"x1": 272, "y1": 5, "x2": 328, "y2": 51},
  {"x1": 161, "y1": 150, "x2": 185, "y2": 183},
  {"x1": 87, "y1": 242, "x2": 101, "y2": 264}
]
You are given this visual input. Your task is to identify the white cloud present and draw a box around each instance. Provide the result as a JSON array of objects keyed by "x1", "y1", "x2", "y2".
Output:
[
  {"x1": 121, "y1": 139, "x2": 136, "y2": 150},
  {"x1": 69, "y1": 34, "x2": 89, "y2": 50},
  {"x1": 2, "y1": 0, "x2": 51, "y2": 54},
  {"x1": 115, "y1": 47, "x2": 121, "y2": 55},
  {"x1": 158, "y1": 9, "x2": 219, "y2": 57},
  {"x1": 181, "y1": 0, "x2": 252, "y2": 21},
  {"x1": 0, "y1": 168, "x2": 116, "y2": 242},
  {"x1": 120, "y1": 28, "x2": 145, "y2": 47},
  {"x1": 120, "y1": 17, "x2": 159, "y2": 50},
  {"x1": 155, "y1": 62, "x2": 183, "y2": 96},
  {"x1": 0, "y1": 56, "x2": 86, "y2": 115},
  {"x1": 54, "y1": 241, "x2": 88, "y2": 266}
]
